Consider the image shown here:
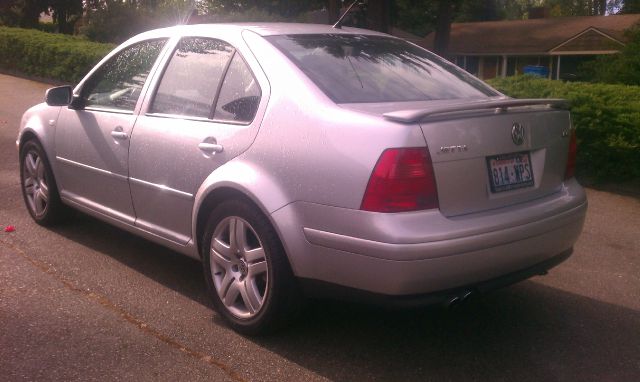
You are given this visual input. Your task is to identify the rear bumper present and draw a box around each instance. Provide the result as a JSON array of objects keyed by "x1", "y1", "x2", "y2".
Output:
[
  {"x1": 271, "y1": 179, "x2": 587, "y2": 296},
  {"x1": 302, "y1": 200, "x2": 584, "y2": 262},
  {"x1": 299, "y1": 248, "x2": 573, "y2": 308}
]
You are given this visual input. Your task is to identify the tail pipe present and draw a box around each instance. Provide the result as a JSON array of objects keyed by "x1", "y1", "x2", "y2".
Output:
[{"x1": 445, "y1": 289, "x2": 476, "y2": 309}]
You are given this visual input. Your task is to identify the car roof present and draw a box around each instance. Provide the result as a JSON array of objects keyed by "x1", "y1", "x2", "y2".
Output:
[{"x1": 133, "y1": 22, "x2": 390, "y2": 41}]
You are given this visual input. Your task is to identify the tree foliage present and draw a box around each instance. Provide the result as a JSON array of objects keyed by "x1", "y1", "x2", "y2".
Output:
[
  {"x1": 201, "y1": 0, "x2": 326, "y2": 18},
  {"x1": 0, "y1": 0, "x2": 48, "y2": 28},
  {"x1": 81, "y1": 0, "x2": 156, "y2": 43},
  {"x1": 0, "y1": 0, "x2": 81, "y2": 33},
  {"x1": 1, "y1": 0, "x2": 639, "y2": 44},
  {"x1": 621, "y1": 0, "x2": 640, "y2": 12},
  {"x1": 49, "y1": 0, "x2": 82, "y2": 33},
  {"x1": 80, "y1": 0, "x2": 309, "y2": 43}
]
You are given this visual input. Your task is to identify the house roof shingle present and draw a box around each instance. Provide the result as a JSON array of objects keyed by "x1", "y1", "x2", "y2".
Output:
[{"x1": 422, "y1": 14, "x2": 640, "y2": 55}]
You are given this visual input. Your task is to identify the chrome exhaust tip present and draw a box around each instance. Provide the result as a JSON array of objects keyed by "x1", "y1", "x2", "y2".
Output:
[
  {"x1": 445, "y1": 295, "x2": 461, "y2": 309},
  {"x1": 445, "y1": 289, "x2": 476, "y2": 309}
]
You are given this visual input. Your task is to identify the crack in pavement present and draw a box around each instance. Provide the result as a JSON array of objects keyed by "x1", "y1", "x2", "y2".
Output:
[{"x1": 0, "y1": 238, "x2": 247, "y2": 382}]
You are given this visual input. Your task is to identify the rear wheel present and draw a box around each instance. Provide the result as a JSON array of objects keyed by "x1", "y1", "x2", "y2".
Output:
[
  {"x1": 202, "y1": 199, "x2": 300, "y2": 335},
  {"x1": 19, "y1": 140, "x2": 68, "y2": 226}
]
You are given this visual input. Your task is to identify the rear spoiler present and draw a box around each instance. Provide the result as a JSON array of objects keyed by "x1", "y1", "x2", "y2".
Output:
[{"x1": 382, "y1": 98, "x2": 570, "y2": 123}]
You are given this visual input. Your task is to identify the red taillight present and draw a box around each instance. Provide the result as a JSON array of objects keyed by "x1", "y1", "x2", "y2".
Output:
[
  {"x1": 361, "y1": 147, "x2": 439, "y2": 212},
  {"x1": 564, "y1": 129, "x2": 577, "y2": 180}
]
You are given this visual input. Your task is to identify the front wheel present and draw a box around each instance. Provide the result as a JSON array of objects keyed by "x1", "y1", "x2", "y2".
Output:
[
  {"x1": 19, "y1": 139, "x2": 68, "y2": 226},
  {"x1": 202, "y1": 199, "x2": 300, "y2": 335}
]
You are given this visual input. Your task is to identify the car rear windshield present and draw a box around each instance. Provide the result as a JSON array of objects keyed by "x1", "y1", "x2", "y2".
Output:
[{"x1": 266, "y1": 34, "x2": 499, "y2": 103}]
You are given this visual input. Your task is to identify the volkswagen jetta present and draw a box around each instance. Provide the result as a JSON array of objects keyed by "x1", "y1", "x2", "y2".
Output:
[{"x1": 17, "y1": 23, "x2": 587, "y2": 334}]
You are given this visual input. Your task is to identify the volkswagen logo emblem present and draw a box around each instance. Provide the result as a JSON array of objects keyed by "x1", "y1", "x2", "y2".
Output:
[{"x1": 511, "y1": 123, "x2": 525, "y2": 146}]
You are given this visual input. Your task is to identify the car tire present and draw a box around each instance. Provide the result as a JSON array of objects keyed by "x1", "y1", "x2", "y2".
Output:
[
  {"x1": 202, "y1": 199, "x2": 301, "y2": 335},
  {"x1": 19, "y1": 139, "x2": 69, "y2": 226}
]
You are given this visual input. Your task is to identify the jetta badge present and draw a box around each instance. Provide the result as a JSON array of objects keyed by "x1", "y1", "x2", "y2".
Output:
[{"x1": 511, "y1": 123, "x2": 525, "y2": 146}]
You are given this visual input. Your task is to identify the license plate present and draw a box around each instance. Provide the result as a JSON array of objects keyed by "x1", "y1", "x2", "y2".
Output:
[{"x1": 486, "y1": 152, "x2": 534, "y2": 193}]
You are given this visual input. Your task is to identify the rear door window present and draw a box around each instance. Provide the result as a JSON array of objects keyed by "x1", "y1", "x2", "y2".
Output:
[
  {"x1": 150, "y1": 38, "x2": 235, "y2": 118},
  {"x1": 150, "y1": 37, "x2": 261, "y2": 123}
]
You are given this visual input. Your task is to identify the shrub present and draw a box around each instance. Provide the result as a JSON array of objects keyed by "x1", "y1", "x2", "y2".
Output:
[
  {"x1": 488, "y1": 75, "x2": 640, "y2": 181},
  {"x1": 37, "y1": 22, "x2": 57, "y2": 33},
  {"x1": 0, "y1": 27, "x2": 114, "y2": 84},
  {"x1": 578, "y1": 26, "x2": 640, "y2": 86}
]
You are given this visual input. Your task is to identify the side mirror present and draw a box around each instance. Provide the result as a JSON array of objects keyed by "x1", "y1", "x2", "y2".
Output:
[{"x1": 44, "y1": 85, "x2": 72, "y2": 106}]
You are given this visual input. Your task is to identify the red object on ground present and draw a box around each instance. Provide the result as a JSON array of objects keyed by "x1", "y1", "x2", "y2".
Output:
[{"x1": 4, "y1": 226, "x2": 15, "y2": 232}]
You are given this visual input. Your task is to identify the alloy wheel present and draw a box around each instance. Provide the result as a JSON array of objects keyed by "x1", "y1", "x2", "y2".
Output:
[
  {"x1": 22, "y1": 149, "x2": 49, "y2": 218},
  {"x1": 210, "y1": 216, "x2": 269, "y2": 319}
]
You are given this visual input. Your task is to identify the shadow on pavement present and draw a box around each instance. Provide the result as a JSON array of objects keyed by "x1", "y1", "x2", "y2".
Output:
[
  {"x1": 579, "y1": 175, "x2": 640, "y2": 201},
  {"x1": 51, "y1": 213, "x2": 640, "y2": 381},
  {"x1": 256, "y1": 285, "x2": 640, "y2": 381},
  {"x1": 51, "y1": 213, "x2": 211, "y2": 307},
  {"x1": 587, "y1": 183, "x2": 640, "y2": 201}
]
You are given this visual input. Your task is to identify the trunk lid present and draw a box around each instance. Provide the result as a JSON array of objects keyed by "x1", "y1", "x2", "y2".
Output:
[{"x1": 413, "y1": 105, "x2": 571, "y2": 217}]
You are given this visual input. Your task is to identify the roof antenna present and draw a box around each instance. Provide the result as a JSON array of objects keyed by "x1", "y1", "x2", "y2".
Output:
[{"x1": 333, "y1": 0, "x2": 363, "y2": 29}]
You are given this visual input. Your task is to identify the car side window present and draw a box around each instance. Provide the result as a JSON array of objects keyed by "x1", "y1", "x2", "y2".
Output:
[
  {"x1": 213, "y1": 53, "x2": 261, "y2": 123},
  {"x1": 150, "y1": 37, "x2": 234, "y2": 118},
  {"x1": 82, "y1": 39, "x2": 167, "y2": 111}
]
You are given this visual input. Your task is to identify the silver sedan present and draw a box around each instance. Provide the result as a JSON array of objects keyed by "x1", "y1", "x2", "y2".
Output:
[{"x1": 17, "y1": 23, "x2": 587, "y2": 335}]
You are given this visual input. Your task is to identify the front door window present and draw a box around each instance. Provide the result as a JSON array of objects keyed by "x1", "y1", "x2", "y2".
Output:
[{"x1": 81, "y1": 39, "x2": 166, "y2": 111}]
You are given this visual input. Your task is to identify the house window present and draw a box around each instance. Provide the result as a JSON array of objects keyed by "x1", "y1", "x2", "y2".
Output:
[{"x1": 465, "y1": 56, "x2": 479, "y2": 76}]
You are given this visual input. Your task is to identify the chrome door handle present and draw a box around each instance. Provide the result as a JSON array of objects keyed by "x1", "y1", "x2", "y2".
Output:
[
  {"x1": 198, "y1": 142, "x2": 224, "y2": 154},
  {"x1": 111, "y1": 130, "x2": 128, "y2": 140}
]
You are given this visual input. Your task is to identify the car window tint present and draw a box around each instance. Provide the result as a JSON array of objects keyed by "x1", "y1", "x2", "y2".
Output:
[
  {"x1": 266, "y1": 34, "x2": 499, "y2": 103},
  {"x1": 151, "y1": 38, "x2": 234, "y2": 118},
  {"x1": 83, "y1": 39, "x2": 167, "y2": 111},
  {"x1": 213, "y1": 53, "x2": 261, "y2": 123}
]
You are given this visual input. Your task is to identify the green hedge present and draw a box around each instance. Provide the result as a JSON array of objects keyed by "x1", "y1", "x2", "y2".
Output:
[
  {"x1": 488, "y1": 76, "x2": 640, "y2": 181},
  {"x1": 0, "y1": 27, "x2": 114, "y2": 84}
]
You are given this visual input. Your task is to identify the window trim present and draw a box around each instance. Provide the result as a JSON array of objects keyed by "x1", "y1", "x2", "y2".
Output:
[
  {"x1": 209, "y1": 50, "x2": 237, "y2": 120},
  {"x1": 144, "y1": 111, "x2": 254, "y2": 126},
  {"x1": 83, "y1": 106, "x2": 135, "y2": 115}
]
